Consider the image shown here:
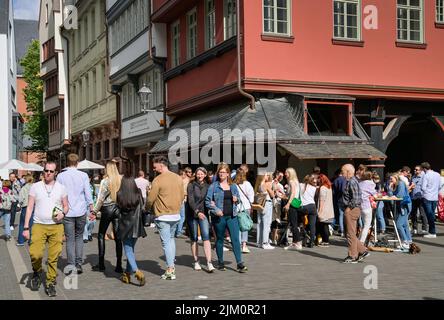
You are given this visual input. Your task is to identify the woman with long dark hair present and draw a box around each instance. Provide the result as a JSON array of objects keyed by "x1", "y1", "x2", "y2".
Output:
[
  {"x1": 91, "y1": 161, "x2": 123, "y2": 272},
  {"x1": 116, "y1": 176, "x2": 147, "y2": 286}
]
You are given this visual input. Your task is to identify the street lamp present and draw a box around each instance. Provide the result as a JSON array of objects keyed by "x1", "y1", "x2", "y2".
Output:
[
  {"x1": 138, "y1": 83, "x2": 152, "y2": 113},
  {"x1": 82, "y1": 130, "x2": 90, "y2": 160}
]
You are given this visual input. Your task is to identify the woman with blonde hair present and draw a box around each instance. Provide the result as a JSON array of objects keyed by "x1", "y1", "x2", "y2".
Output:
[
  {"x1": 254, "y1": 172, "x2": 275, "y2": 249},
  {"x1": 91, "y1": 161, "x2": 123, "y2": 272},
  {"x1": 388, "y1": 173, "x2": 412, "y2": 250},
  {"x1": 282, "y1": 168, "x2": 303, "y2": 250},
  {"x1": 234, "y1": 168, "x2": 254, "y2": 253}
]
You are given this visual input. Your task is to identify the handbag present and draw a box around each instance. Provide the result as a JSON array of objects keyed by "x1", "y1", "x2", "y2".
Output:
[
  {"x1": 369, "y1": 195, "x2": 377, "y2": 209},
  {"x1": 237, "y1": 202, "x2": 253, "y2": 232},
  {"x1": 290, "y1": 185, "x2": 302, "y2": 209}
]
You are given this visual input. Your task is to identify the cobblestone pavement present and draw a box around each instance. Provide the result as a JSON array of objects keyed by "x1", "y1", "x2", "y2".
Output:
[{"x1": 1, "y1": 219, "x2": 444, "y2": 300}]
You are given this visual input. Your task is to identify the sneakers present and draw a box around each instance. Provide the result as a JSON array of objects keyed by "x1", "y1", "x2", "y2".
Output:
[
  {"x1": 357, "y1": 251, "x2": 370, "y2": 262},
  {"x1": 237, "y1": 263, "x2": 248, "y2": 273},
  {"x1": 342, "y1": 256, "x2": 358, "y2": 264},
  {"x1": 262, "y1": 243, "x2": 275, "y2": 250},
  {"x1": 242, "y1": 246, "x2": 250, "y2": 253},
  {"x1": 16, "y1": 243, "x2": 24, "y2": 247},
  {"x1": 76, "y1": 264, "x2": 83, "y2": 275},
  {"x1": 223, "y1": 246, "x2": 229, "y2": 252},
  {"x1": 10, "y1": 226, "x2": 14, "y2": 231},
  {"x1": 45, "y1": 283, "x2": 57, "y2": 297},
  {"x1": 217, "y1": 263, "x2": 226, "y2": 271},
  {"x1": 160, "y1": 269, "x2": 176, "y2": 280},
  {"x1": 400, "y1": 242, "x2": 410, "y2": 250},
  {"x1": 413, "y1": 229, "x2": 418, "y2": 235},
  {"x1": 193, "y1": 261, "x2": 202, "y2": 271},
  {"x1": 207, "y1": 262, "x2": 215, "y2": 273},
  {"x1": 424, "y1": 234, "x2": 437, "y2": 238},
  {"x1": 319, "y1": 242, "x2": 330, "y2": 247},
  {"x1": 30, "y1": 272, "x2": 41, "y2": 291},
  {"x1": 284, "y1": 243, "x2": 302, "y2": 251}
]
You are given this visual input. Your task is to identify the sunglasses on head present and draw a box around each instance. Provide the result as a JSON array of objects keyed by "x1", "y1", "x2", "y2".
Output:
[{"x1": 44, "y1": 169, "x2": 55, "y2": 173}]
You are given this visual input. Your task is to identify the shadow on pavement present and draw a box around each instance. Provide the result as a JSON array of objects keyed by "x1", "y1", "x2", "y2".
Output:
[{"x1": 297, "y1": 249, "x2": 344, "y2": 262}]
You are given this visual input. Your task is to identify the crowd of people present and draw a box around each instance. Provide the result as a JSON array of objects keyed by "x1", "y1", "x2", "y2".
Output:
[{"x1": 1, "y1": 155, "x2": 443, "y2": 297}]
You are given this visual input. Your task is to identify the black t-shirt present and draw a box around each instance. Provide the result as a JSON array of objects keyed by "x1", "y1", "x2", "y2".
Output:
[{"x1": 223, "y1": 190, "x2": 233, "y2": 216}]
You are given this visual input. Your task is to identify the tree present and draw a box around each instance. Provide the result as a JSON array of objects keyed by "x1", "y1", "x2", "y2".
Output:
[{"x1": 20, "y1": 39, "x2": 48, "y2": 151}]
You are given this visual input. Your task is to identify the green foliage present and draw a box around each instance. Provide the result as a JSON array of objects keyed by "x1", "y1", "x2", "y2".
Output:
[{"x1": 20, "y1": 39, "x2": 48, "y2": 152}]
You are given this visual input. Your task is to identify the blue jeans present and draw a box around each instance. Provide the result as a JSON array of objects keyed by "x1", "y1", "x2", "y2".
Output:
[
  {"x1": 376, "y1": 201, "x2": 386, "y2": 231},
  {"x1": 257, "y1": 201, "x2": 273, "y2": 245},
  {"x1": 338, "y1": 206, "x2": 345, "y2": 233},
  {"x1": 213, "y1": 215, "x2": 242, "y2": 265},
  {"x1": 175, "y1": 203, "x2": 186, "y2": 237},
  {"x1": 123, "y1": 237, "x2": 138, "y2": 273},
  {"x1": 18, "y1": 207, "x2": 34, "y2": 244},
  {"x1": 187, "y1": 216, "x2": 210, "y2": 242},
  {"x1": 83, "y1": 218, "x2": 96, "y2": 240},
  {"x1": 396, "y1": 206, "x2": 412, "y2": 242},
  {"x1": 240, "y1": 230, "x2": 248, "y2": 243},
  {"x1": 0, "y1": 210, "x2": 11, "y2": 237},
  {"x1": 155, "y1": 219, "x2": 179, "y2": 268},
  {"x1": 422, "y1": 199, "x2": 437, "y2": 235}
]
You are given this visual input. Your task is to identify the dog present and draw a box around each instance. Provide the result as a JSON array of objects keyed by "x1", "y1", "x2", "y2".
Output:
[{"x1": 409, "y1": 242, "x2": 421, "y2": 254}]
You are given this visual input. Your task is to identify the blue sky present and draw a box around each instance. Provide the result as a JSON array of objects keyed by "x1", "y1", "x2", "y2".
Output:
[{"x1": 13, "y1": 0, "x2": 40, "y2": 20}]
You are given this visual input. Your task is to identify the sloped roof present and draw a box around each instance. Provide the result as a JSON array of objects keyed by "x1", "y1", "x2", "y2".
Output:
[{"x1": 14, "y1": 19, "x2": 39, "y2": 75}]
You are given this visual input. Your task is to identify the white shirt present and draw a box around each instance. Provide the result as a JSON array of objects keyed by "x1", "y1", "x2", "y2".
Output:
[
  {"x1": 30, "y1": 181, "x2": 67, "y2": 225},
  {"x1": 300, "y1": 183, "x2": 317, "y2": 206},
  {"x1": 135, "y1": 177, "x2": 150, "y2": 199},
  {"x1": 399, "y1": 175, "x2": 409, "y2": 188},
  {"x1": 236, "y1": 181, "x2": 254, "y2": 210}
]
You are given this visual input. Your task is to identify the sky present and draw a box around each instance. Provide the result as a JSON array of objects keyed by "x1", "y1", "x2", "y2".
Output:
[{"x1": 13, "y1": 0, "x2": 40, "y2": 21}]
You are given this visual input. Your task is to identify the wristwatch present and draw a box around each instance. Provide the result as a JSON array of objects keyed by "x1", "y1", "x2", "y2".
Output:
[{"x1": 24, "y1": 227, "x2": 29, "y2": 231}]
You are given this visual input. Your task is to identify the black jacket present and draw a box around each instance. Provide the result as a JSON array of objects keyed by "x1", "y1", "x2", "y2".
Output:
[
  {"x1": 187, "y1": 180, "x2": 209, "y2": 219},
  {"x1": 117, "y1": 197, "x2": 147, "y2": 240}
]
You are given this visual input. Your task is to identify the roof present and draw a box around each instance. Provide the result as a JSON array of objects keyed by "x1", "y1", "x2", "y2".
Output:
[
  {"x1": 150, "y1": 96, "x2": 372, "y2": 154},
  {"x1": 14, "y1": 19, "x2": 39, "y2": 75},
  {"x1": 279, "y1": 143, "x2": 387, "y2": 160},
  {"x1": 0, "y1": 0, "x2": 9, "y2": 35}
]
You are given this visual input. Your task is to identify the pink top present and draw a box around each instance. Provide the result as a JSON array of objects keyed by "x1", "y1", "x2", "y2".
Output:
[{"x1": 135, "y1": 177, "x2": 150, "y2": 199}]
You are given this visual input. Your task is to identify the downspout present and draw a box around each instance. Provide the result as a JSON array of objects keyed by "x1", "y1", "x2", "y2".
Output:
[
  {"x1": 60, "y1": 27, "x2": 70, "y2": 167},
  {"x1": 148, "y1": 0, "x2": 167, "y2": 134},
  {"x1": 237, "y1": 0, "x2": 255, "y2": 111}
]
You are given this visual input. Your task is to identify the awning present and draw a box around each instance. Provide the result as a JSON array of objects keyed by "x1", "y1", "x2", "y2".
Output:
[{"x1": 279, "y1": 143, "x2": 387, "y2": 160}]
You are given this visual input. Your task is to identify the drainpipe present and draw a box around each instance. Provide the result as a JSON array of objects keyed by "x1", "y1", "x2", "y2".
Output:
[
  {"x1": 237, "y1": 0, "x2": 255, "y2": 111},
  {"x1": 60, "y1": 27, "x2": 70, "y2": 166},
  {"x1": 148, "y1": 0, "x2": 167, "y2": 133}
]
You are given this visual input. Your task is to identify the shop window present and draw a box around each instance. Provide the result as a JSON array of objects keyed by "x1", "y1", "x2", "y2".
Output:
[{"x1": 305, "y1": 102, "x2": 351, "y2": 136}]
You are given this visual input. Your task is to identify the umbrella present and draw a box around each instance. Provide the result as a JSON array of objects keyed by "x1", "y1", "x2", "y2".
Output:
[
  {"x1": 26, "y1": 163, "x2": 44, "y2": 171},
  {"x1": 77, "y1": 160, "x2": 105, "y2": 170},
  {"x1": 0, "y1": 159, "x2": 31, "y2": 170}
]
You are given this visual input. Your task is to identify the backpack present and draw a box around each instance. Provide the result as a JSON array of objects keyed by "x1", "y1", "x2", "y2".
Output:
[{"x1": 0, "y1": 190, "x2": 13, "y2": 211}]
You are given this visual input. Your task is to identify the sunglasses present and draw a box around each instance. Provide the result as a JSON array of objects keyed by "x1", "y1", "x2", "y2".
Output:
[{"x1": 44, "y1": 169, "x2": 55, "y2": 173}]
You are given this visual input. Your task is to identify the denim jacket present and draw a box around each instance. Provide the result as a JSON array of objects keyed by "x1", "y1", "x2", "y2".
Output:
[{"x1": 205, "y1": 182, "x2": 240, "y2": 217}]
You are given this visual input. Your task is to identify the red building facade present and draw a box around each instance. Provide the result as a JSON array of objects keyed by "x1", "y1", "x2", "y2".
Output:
[{"x1": 152, "y1": 0, "x2": 444, "y2": 175}]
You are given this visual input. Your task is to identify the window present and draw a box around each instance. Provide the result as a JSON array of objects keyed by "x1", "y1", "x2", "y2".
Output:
[
  {"x1": 101, "y1": 63, "x2": 106, "y2": 100},
  {"x1": 206, "y1": 0, "x2": 216, "y2": 48},
  {"x1": 333, "y1": 0, "x2": 360, "y2": 40},
  {"x1": 397, "y1": 0, "x2": 424, "y2": 43},
  {"x1": 85, "y1": 73, "x2": 90, "y2": 106},
  {"x1": 91, "y1": 8, "x2": 96, "y2": 41},
  {"x1": 305, "y1": 102, "x2": 351, "y2": 136},
  {"x1": 84, "y1": 16, "x2": 89, "y2": 48},
  {"x1": 113, "y1": 138, "x2": 119, "y2": 157},
  {"x1": 49, "y1": 111, "x2": 60, "y2": 133},
  {"x1": 11, "y1": 87, "x2": 16, "y2": 106},
  {"x1": 42, "y1": 38, "x2": 55, "y2": 61},
  {"x1": 171, "y1": 21, "x2": 180, "y2": 67},
  {"x1": 45, "y1": 3, "x2": 49, "y2": 24},
  {"x1": 224, "y1": 0, "x2": 237, "y2": 40},
  {"x1": 45, "y1": 75, "x2": 58, "y2": 98},
  {"x1": 104, "y1": 140, "x2": 110, "y2": 159},
  {"x1": 110, "y1": 0, "x2": 150, "y2": 55},
  {"x1": 263, "y1": 0, "x2": 291, "y2": 35},
  {"x1": 88, "y1": 144, "x2": 93, "y2": 161},
  {"x1": 95, "y1": 142, "x2": 102, "y2": 160},
  {"x1": 187, "y1": 9, "x2": 198, "y2": 59},
  {"x1": 92, "y1": 70, "x2": 96, "y2": 104},
  {"x1": 437, "y1": 0, "x2": 444, "y2": 22}
]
